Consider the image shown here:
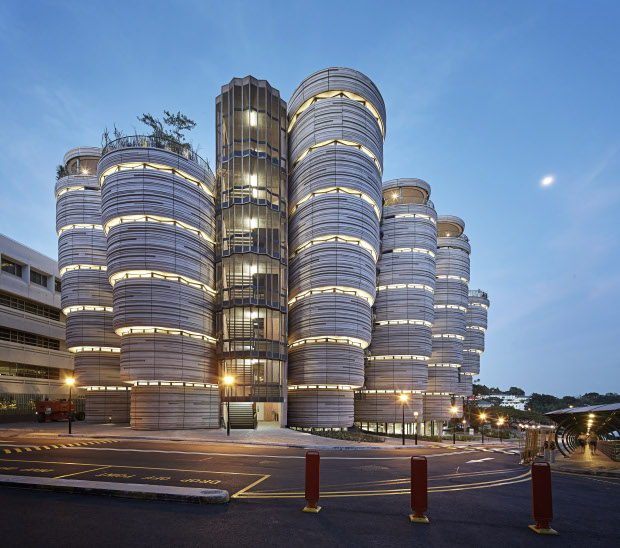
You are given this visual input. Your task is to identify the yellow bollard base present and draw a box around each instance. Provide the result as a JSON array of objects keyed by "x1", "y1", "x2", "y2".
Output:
[
  {"x1": 302, "y1": 505, "x2": 321, "y2": 514},
  {"x1": 528, "y1": 525, "x2": 559, "y2": 535},
  {"x1": 409, "y1": 514, "x2": 430, "y2": 524}
]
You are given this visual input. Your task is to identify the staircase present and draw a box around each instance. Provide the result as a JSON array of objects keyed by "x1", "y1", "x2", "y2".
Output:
[{"x1": 228, "y1": 402, "x2": 256, "y2": 430}]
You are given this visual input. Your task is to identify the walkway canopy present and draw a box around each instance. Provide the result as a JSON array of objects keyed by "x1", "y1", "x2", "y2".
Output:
[{"x1": 546, "y1": 403, "x2": 620, "y2": 456}]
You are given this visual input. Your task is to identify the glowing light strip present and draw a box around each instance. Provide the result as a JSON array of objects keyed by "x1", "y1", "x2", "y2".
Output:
[
  {"x1": 432, "y1": 334, "x2": 466, "y2": 340},
  {"x1": 99, "y1": 162, "x2": 214, "y2": 197},
  {"x1": 57, "y1": 223, "x2": 103, "y2": 236},
  {"x1": 289, "y1": 336, "x2": 369, "y2": 349},
  {"x1": 291, "y1": 186, "x2": 381, "y2": 220},
  {"x1": 436, "y1": 275, "x2": 469, "y2": 283},
  {"x1": 428, "y1": 363, "x2": 461, "y2": 368},
  {"x1": 288, "y1": 89, "x2": 385, "y2": 138},
  {"x1": 377, "y1": 283, "x2": 434, "y2": 294},
  {"x1": 291, "y1": 139, "x2": 382, "y2": 175},
  {"x1": 375, "y1": 319, "x2": 433, "y2": 327},
  {"x1": 63, "y1": 305, "x2": 113, "y2": 315},
  {"x1": 130, "y1": 381, "x2": 218, "y2": 388},
  {"x1": 358, "y1": 389, "x2": 424, "y2": 394},
  {"x1": 68, "y1": 346, "x2": 120, "y2": 353},
  {"x1": 104, "y1": 215, "x2": 215, "y2": 245},
  {"x1": 109, "y1": 270, "x2": 215, "y2": 295},
  {"x1": 290, "y1": 235, "x2": 377, "y2": 262},
  {"x1": 470, "y1": 302, "x2": 489, "y2": 310},
  {"x1": 115, "y1": 326, "x2": 217, "y2": 344},
  {"x1": 55, "y1": 186, "x2": 85, "y2": 199},
  {"x1": 434, "y1": 304, "x2": 467, "y2": 312},
  {"x1": 464, "y1": 348, "x2": 483, "y2": 354},
  {"x1": 60, "y1": 264, "x2": 107, "y2": 276},
  {"x1": 85, "y1": 386, "x2": 131, "y2": 391},
  {"x1": 467, "y1": 325, "x2": 487, "y2": 332},
  {"x1": 460, "y1": 372, "x2": 476, "y2": 376},
  {"x1": 423, "y1": 392, "x2": 454, "y2": 396},
  {"x1": 393, "y1": 213, "x2": 437, "y2": 225},
  {"x1": 367, "y1": 355, "x2": 430, "y2": 361},
  {"x1": 289, "y1": 286, "x2": 374, "y2": 306},
  {"x1": 288, "y1": 384, "x2": 357, "y2": 390},
  {"x1": 391, "y1": 247, "x2": 436, "y2": 258}
]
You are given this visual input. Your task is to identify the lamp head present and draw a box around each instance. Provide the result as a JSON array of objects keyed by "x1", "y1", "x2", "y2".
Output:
[
  {"x1": 66, "y1": 378, "x2": 75, "y2": 386},
  {"x1": 223, "y1": 376, "x2": 234, "y2": 386},
  {"x1": 413, "y1": 411, "x2": 419, "y2": 417},
  {"x1": 399, "y1": 393, "x2": 408, "y2": 402},
  {"x1": 451, "y1": 406, "x2": 458, "y2": 414},
  {"x1": 480, "y1": 413, "x2": 486, "y2": 420}
]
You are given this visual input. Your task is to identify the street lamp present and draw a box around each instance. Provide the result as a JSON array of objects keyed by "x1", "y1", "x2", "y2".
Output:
[
  {"x1": 65, "y1": 378, "x2": 75, "y2": 434},
  {"x1": 480, "y1": 413, "x2": 487, "y2": 444},
  {"x1": 451, "y1": 406, "x2": 458, "y2": 444},
  {"x1": 497, "y1": 417, "x2": 504, "y2": 444},
  {"x1": 223, "y1": 376, "x2": 234, "y2": 436},
  {"x1": 414, "y1": 411, "x2": 419, "y2": 445},
  {"x1": 399, "y1": 394, "x2": 408, "y2": 446}
]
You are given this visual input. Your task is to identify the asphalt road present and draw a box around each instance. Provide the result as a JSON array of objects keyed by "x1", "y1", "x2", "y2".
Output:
[{"x1": 0, "y1": 434, "x2": 618, "y2": 546}]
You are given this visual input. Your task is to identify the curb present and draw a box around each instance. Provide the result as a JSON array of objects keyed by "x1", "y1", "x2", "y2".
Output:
[
  {"x1": 16, "y1": 431, "x2": 510, "y2": 451},
  {"x1": 0, "y1": 475, "x2": 230, "y2": 503}
]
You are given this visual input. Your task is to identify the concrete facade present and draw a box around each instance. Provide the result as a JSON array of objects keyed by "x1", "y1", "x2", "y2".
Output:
[{"x1": 1, "y1": 234, "x2": 74, "y2": 421}]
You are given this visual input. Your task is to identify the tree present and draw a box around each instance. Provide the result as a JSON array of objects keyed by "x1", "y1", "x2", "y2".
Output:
[
  {"x1": 507, "y1": 386, "x2": 525, "y2": 396},
  {"x1": 137, "y1": 110, "x2": 196, "y2": 147}
]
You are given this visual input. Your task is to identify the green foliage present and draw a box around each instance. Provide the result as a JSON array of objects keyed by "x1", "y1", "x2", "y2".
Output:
[
  {"x1": 528, "y1": 392, "x2": 619, "y2": 414},
  {"x1": 308, "y1": 429, "x2": 385, "y2": 443},
  {"x1": 56, "y1": 165, "x2": 68, "y2": 181},
  {"x1": 137, "y1": 110, "x2": 196, "y2": 147},
  {"x1": 477, "y1": 405, "x2": 552, "y2": 425}
]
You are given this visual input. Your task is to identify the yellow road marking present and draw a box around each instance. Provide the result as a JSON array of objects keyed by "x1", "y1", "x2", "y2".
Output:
[
  {"x1": 54, "y1": 466, "x2": 110, "y2": 479},
  {"x1": 14, "y1": 448, "x2": 22, "y2": 453},
  {"x1": 232, "y1": 475, "x2": 271, "y2": 498}
]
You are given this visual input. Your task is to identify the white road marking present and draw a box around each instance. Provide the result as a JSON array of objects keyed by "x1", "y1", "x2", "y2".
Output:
[{"x1": 466, "y1": 458, "x2": 495, "y2": 463}]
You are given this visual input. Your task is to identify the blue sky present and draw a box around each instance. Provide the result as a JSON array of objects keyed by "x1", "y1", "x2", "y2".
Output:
[{"x1": 1, "y1": 1, "x2": 618, "y2": 397}]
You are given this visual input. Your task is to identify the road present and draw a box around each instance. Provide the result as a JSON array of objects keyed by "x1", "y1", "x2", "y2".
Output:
[{"x1": 0, "y1": 433, "x2": 618, "y2": 546}]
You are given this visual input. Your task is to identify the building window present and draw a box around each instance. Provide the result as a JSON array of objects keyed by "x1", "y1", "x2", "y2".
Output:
[
  {"x1": 30, "y1": 270, "x2": 48, "y2": 287},
  {"x1": 54, "y1": 279, "x2": 61, "y2": 293},
  {"x1": 0, "y1": 290, "x2": 61, "y2": 321},
  {"x1": 1, "y1": 258, "x2": 22, "y2": 277},
  {"x1": 0, "y1": 327, "x2": 60, "y2": 350}
]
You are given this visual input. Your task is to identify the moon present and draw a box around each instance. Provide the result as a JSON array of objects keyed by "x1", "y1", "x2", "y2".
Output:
[{"x1": 541, "y1": 175, "x2": 555, "y2": 186}]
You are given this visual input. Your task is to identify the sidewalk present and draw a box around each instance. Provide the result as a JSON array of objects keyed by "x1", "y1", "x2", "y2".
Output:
[
  {"x1": 0, "y1": 421, "x2": 511, "y2": 450},
  {"x1": 551, "y1": 445, "x2": 620, "y2": 478}
]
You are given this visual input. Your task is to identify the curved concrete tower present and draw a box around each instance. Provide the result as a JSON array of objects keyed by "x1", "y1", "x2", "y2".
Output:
[
  {"x1": 215, "y1": 77, "x2": 288, "y2": 424},
  {"x1": 354, "y1": 179, "x2": 436, "y2": 432},
  {"x1": 287, "y1": 67, "x2": 386, "y2": 427},
  {"x1": 55, "y1": 147, "x2": 130, "y2": 422},
  {"x1": 99, "y1": 137, "x2": 218, "y2": 429},
  {"x1": 424, "y1": 215, "x2": 470, "y2": 424},
  {"x1": 462, "y1": 289, "x2": 490, "y2": 392}
]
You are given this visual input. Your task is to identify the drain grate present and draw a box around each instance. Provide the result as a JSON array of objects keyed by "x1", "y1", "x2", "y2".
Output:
[{"x1": 352, "y1": 465, "x2": 389, "y2": 471}]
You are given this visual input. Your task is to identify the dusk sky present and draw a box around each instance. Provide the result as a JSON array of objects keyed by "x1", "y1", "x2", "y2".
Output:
[{"x1": 1, "y1": 0, "x2": 618, "y2": 397}]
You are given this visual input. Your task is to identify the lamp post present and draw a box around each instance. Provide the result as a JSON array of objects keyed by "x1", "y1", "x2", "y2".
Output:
[
  {"x1": 399, "y1": 394, "x2": 408, "y2": 445},
  {"x1": 497, "y1": 418, "x2": 504, "y2": 443},
  {"x1": 66, "y1": 378, "x2": 75, "y2": 434},
  {"x1": 451, "y1": 406, "x2": 458, "y2": 444},
  {"x1": 414, "y1": 411, "x2": 419, "y2": 445},
  {"x1": 480, "y1": 413, "x2": 486, "y2": 444},
  {"x1": 223, "y1": 376, "x2": 234, "y2": 436}
]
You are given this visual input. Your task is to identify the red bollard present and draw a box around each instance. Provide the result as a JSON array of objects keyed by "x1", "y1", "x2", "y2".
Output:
[
  {"x1": 529, "y1": 461, "x2": 559, "y2": 535},
  {"x1": 410, "y1": 456, "x2": 429, "y2": 523},
  {"x1": 303, "y1": 450, "x2": 321, "y2": 513}
]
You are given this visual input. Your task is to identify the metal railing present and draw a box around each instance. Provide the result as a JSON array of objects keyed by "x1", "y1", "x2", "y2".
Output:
[{"x1": 102, "y1": 134, "x2": 213, "y2": 175}]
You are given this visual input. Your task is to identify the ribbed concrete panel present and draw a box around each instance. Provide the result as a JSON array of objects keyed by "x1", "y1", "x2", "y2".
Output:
[
  {"x1": 56, "y1": 147, "x2": 127, "y2": 422},
  {"x1": 463, "y1": 290, "x2": 490, "y2": 379},
  {"x1": 84, "y1": 389, "x2": 131, "y2": 423},
  {"x1": 130, "y1": 384, "x2": 219, "y2": 430},
  {"x1": 99, "y1": 142, "x2": 217, "y2": 429},
  {"x1": 288, "y1": 344, "x2": 364, "y2": 387},
  {"x1": 119, "y1": 333, "x2": 216, "y2": 383},
  {"x1": 288, "y1": 68, "x2": 384, "y2": 427},
  {"x1": 112, "y1": 279, "x2": 215, "y2": 334},
  {"x1": 423, "y1": 395, "x2": 463, "y2": 422},
  {"x1": 458, "y1": 373, "x2": 473, "y2": 396},
  {"x1": 354, "y1": 393, "x2": 423, "y2": 423},
  {"x1": 425, "y1": 215, "x2": 470, "y2": 413},
  {"x1": 287, "y1": 388, "x2": 354, "y2": 428},
  {"x1": 356, "y1": 179, "x2": 436, "y2": 425},
  {"x1": 289, "y1": 243, "x2": 377, "y2": 299}
]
